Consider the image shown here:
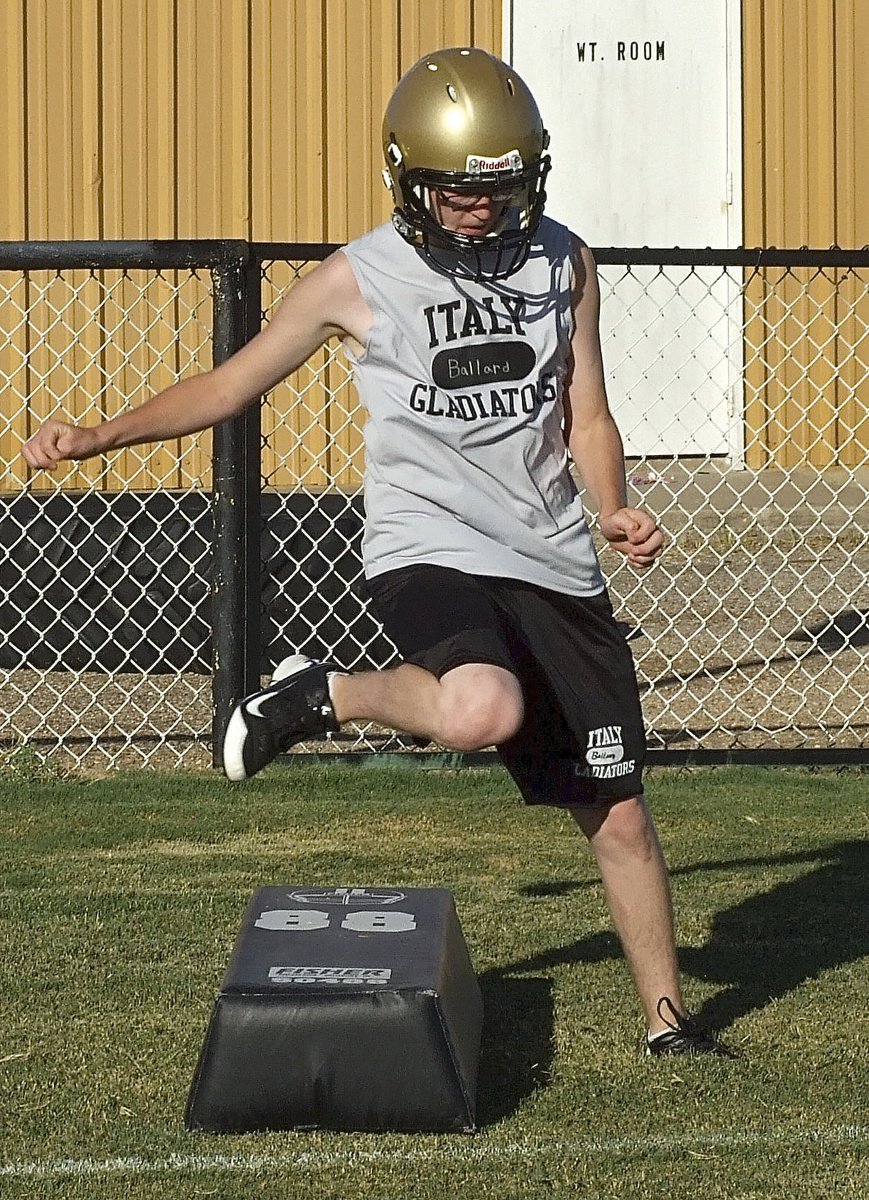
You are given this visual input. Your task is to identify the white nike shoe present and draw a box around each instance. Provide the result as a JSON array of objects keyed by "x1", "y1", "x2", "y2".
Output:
[{"x1": 222, "y1": 654, "x2": 340, "y2": 781}]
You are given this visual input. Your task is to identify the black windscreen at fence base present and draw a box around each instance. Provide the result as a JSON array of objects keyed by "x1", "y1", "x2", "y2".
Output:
[
  {"x1": 1, "y1": 490, "x2": 393, "y2": 674},
  {"x1": 6, "y1": 492, "x2": 865, "y2": 766}
]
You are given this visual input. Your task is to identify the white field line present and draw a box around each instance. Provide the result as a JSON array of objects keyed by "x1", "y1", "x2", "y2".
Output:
[{"x1": 0, "y1": 1126, "x2": 866, "y2": 1180}]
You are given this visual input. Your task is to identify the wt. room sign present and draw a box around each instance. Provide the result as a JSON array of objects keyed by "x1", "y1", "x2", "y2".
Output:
[{"x1": 505, "y1": 0, "x2": 743, "y2": 457}]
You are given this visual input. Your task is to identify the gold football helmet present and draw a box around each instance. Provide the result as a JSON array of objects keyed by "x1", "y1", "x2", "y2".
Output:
[{"x1": 382, "y1": 48, "x2": 550, "y2": 279}]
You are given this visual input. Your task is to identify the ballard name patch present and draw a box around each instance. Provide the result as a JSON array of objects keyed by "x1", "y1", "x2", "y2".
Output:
[{"x1": 432, "y1": 341, "x2": 536, "y2": 389}]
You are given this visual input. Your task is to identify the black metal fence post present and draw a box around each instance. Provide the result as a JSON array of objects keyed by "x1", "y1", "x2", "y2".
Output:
[{"x1": 210, "y1": 243, "x2": 263, "y2": 767}]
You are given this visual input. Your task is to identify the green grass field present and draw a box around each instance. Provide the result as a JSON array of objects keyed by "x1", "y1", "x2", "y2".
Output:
[{"x1": 0, "y1": 764, "x2": 866, "y2": 1199}]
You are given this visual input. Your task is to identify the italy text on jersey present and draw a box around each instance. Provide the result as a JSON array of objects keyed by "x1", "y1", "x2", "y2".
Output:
[{"x1": 410, "y1": 290, "x2": 557, "y2": 423}]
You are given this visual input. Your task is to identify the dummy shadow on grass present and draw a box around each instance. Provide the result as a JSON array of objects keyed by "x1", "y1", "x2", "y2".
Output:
[
  {"x1": 473, "y1": 934, "x2": 632, "y2": 1124},
  {"x1": 514, "y1": 840, "x2": 869, "y2": 1035},
  {"x1": 475, "y1": 973, "x2": 554, "y2": 1126}
]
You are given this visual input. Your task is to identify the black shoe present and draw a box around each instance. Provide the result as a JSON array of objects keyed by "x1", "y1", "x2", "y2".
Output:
[
  {"x1": 223, "y1": 654, "x2": 340, "y2": 781},
  {"x1": 646, "y1": 997, "x2": 734, "y2": 1057}
]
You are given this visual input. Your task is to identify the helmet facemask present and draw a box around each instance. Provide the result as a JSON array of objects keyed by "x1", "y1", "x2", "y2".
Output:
[{"x1": 391, "y1": 155, "x2": 551, "y2": 281}]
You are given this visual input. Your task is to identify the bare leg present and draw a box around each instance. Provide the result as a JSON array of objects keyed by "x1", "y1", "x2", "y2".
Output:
[
  {"x1": 329, "y1": 662, "x2": 524, "y2": 753},
  {"x1": 570, "y1": 796, "x2": 684, "y2": 1035}
]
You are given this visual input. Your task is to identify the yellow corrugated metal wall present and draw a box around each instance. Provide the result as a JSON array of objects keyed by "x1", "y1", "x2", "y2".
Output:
[
  {"x1": 5, "y1": 2, "x2": 869, "y2": 483},
  {"x1": 2, "y1": 0, "x2": 501, "y2": 242},
  {"x1": 3, "y1": 0, "x2": 501, "y2": 492},
  {"x1": 743, "y1": 0, "x2": 869, "y2": 466}
]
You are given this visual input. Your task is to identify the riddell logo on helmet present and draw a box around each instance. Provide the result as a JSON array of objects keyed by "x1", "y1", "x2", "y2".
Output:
[{"x1": 466, "y1": 150, "x2": 524, "y2": 174}]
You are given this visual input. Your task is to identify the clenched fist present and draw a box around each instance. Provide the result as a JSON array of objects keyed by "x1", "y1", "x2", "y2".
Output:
[
  {"x1": 598, "y1": 506, "x2": 665, "y2": 569},
  {"x1": 21, "y1": 420, "x2": 104, "y2": 472}
]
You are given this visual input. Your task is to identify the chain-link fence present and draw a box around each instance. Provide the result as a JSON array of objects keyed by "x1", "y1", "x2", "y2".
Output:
[{"x1": 2, "y1": 242, "x2": 867, "y2": 771}]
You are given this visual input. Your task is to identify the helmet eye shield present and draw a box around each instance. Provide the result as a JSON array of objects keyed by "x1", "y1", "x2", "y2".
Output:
[
  {"x1": 434, "y1": 185, "x2": 522, "y2": 209},
  {"x1": 403, "y1": 160, "x2": 546, "y2": 208}
]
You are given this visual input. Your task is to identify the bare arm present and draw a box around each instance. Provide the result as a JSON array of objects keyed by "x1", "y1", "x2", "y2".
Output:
[
  {"x1": 21, "y1": 250, "x2": 371, "y2": 471},
  {"x1": 563, "y1": 239, "x2": 663, "y2": 569}
]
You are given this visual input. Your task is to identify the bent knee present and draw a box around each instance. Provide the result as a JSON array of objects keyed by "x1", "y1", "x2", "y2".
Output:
[
  {"x1": 577, "y1": 795, "x2": 658, "y2": 857},
  {"x1": 436, "y1": 665, "x2": 524, "y2": 751}
]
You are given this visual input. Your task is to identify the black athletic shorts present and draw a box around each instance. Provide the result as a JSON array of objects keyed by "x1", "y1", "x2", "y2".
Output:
[{"x1": 365, "y1": 564, "x2": 646, "y2": 808}]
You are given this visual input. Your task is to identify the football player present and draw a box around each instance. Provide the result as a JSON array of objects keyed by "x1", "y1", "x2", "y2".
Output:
[{"x1": 23, "y1": 48, "x2": 725, "y2": 1056}]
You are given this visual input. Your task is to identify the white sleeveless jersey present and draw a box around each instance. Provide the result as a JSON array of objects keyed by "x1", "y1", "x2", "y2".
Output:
[{"x1": 340, "y1": 217, "x2": 605, "y2": 597}]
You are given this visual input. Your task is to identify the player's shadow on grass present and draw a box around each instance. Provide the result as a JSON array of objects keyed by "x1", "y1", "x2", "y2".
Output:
[
  {"x1": 517, "y1": 839, "x2": 868, "y2": 1036},
  {"x1": 682, "y1": 839, "x2": 869, "y2": 1034},
  {"x1": 475, "y1": 973, "x2": 554, "y2": 1126}
]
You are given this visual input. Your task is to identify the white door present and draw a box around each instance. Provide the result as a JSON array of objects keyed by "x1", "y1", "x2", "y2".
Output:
[{"x1": 504, "y1": 0, "x2": 743, "y2": 457}]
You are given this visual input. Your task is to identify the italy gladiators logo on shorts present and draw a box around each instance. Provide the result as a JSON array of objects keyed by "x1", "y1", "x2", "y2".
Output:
[{"x1": 581, "y1": 726, "x2": 636, "y2": 779}]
